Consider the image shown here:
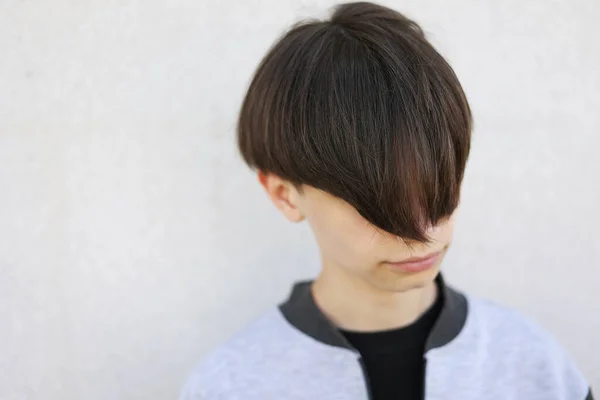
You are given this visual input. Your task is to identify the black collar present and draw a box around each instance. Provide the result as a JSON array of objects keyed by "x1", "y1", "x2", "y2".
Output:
[{"x1": 279, "y1": 274, "x2": 467, "y2": 352}]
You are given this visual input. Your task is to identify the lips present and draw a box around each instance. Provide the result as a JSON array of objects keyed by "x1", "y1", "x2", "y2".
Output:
[{"x1": 385, "y1": 251, "x2": 442, "y2": 273}]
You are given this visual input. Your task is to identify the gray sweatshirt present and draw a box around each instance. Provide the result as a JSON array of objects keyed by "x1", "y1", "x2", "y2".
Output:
[{"x1": 180, "y1": 276, "x2": 593, "y2": 399}]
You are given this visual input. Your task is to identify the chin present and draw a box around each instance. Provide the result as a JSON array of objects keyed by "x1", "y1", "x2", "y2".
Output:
[{"x1": 376, "y1": 266, "x2": 440, "y2": 293}]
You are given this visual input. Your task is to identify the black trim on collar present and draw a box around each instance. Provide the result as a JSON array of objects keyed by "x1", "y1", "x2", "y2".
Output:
[
  {"x1": 279, "y1": 278, "x2": 353, "y2": 349},
  {"x1": 586, "y1": 388, "x2": 594, "y2": 400},
  {"x1": 279, "y1": 274, "x2": 468, "y2": 352}
]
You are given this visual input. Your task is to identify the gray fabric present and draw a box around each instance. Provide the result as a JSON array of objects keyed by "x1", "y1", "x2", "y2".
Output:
[
  {"x1": 424, "y1": 294, "x2": 590, "y2": 400},
  {"x1": 179, "y1": 308, "x2": 368, "y2": 399},
  {"x1": 180, "y1": 288, "x2": 591, "y2": 400}
]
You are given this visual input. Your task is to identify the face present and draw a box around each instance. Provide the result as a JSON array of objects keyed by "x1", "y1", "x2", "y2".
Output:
[{"x1": 259, "y1": 173, "x2": 457, "y2": 293}]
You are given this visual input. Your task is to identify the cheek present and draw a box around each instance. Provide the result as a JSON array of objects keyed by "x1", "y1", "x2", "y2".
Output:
[
  {"x1": 429, "y1": 217, "x2": 456, "y2": 244},
  {"x1": 330, "y1": 213, "x2": 384, "y2": 263},
  {"x1": 308, "y1": 206, "x2": 382, "y2": 262}
]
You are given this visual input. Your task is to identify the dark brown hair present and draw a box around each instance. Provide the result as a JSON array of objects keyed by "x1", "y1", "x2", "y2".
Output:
[{"x1": 237, "y1": 2, "x2": 472, "y2": 242}]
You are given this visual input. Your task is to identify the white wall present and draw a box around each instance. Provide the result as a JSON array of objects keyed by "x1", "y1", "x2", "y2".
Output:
[{"x1": 1, "y1": 1, "x2": 598, "y2": 398}]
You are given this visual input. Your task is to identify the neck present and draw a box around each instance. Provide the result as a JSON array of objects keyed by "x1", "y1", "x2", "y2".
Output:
[{"x1": 312, "y1": 263, "x2": 438, "y2": 332}]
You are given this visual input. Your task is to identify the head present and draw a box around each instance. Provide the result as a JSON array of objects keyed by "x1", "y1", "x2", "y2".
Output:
[{"x1": 237, "y1": 2, "x2": 472, "y2": 292}]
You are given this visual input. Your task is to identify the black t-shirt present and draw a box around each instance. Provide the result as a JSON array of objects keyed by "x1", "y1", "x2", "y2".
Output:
[{"x1": 340, "y1": 292, "x2": 443, "y2": 400}]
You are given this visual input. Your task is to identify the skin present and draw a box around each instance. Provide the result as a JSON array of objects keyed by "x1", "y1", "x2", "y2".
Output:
[{"x1": 259, "y1": 172, "x2": 458, "y2": 332}]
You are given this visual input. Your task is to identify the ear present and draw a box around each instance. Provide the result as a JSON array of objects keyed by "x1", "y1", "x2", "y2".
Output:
[{"x1": 257, "y1": 172, "x2": 305, "y2": 223}]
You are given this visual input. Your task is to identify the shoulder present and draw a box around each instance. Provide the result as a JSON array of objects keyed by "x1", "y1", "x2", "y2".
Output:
[
  {"x1": 466, "y1": 295, "x2": 570, "y2": 356},
  {"x1": 467, "y1": 295, "x2": 551, "y2": 337},
  {"x1": 178, "y1": 308, "x2": 284, "y2": 399},
  {"x1": 461, "y1": 295, "x2": 590, "y2": 398},
  {"x1": 178, "y1": 307, "x2": 330, "y2": 400}
]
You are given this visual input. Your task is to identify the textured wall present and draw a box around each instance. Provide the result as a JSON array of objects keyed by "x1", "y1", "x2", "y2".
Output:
[{"x1": 1, "y1": 1, "x2": 598, "y2": 399}]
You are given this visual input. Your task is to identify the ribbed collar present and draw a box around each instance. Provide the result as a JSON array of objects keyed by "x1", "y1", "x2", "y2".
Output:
[{"x1": 279, "y1": 274, "x2": 467, "y2": 352}]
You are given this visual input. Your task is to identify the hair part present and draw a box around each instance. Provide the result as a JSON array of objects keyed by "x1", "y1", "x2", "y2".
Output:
[{"x1": 237, "y1": 1, "x2": 472, "y2": 242}]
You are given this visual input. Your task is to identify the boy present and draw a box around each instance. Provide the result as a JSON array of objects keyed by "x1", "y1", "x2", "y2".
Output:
[{"x1": 181, "y1": 2, "x2": 593, "y2": 399}]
